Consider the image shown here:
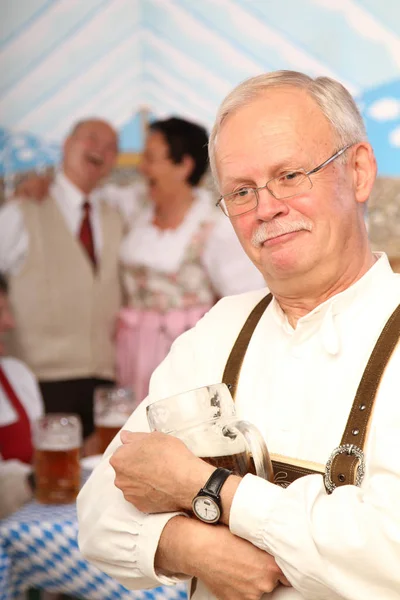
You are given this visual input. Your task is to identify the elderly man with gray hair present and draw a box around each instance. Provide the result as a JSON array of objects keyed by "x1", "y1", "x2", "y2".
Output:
[{"x1": 77, "y1": 70, "x2": 400, "y2": 600}]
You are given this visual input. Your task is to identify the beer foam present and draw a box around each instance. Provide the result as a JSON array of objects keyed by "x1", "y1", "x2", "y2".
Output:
[
  {"x1": 35, "y1": 439, "x2": 79, "y2": 451},
  {"x1": 178, "y1": 424, "x2": 247, "y2": 458},
  {"x1": 95, "y1": 414, "x2": 127, "y2": 428}
]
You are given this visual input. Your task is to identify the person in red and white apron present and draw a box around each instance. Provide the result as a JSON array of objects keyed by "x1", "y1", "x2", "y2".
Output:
[{"x1": 0, "y1": 272, "x2": 43, "y2": 518}]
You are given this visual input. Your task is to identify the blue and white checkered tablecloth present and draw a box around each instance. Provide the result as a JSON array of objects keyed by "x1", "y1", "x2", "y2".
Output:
[{"x1": 0, "y1": 500, "x2": 187, "y2": 600}]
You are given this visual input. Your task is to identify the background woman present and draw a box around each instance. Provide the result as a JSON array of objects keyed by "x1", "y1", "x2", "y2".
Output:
[{"x1": 116, "y1": 117, "x2": 264, "y2": 401}]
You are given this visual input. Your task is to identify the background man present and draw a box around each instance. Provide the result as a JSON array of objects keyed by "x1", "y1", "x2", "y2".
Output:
[
  {"x1": 0, "y1": 119, "x2": 123, "y2": 442},
  {"x1": 77, "y1": 71, "x2": 400, "y2": 599}
]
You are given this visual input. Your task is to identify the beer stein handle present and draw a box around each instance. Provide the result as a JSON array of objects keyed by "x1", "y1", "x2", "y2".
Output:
[{"x1": 229, "y1": 419, "x2": 273, "y2": 481}]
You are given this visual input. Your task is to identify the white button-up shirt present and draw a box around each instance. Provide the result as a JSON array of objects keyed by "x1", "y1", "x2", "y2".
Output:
[{"x1": 77, "y1": 254, "x2": 400, "y2": 599}]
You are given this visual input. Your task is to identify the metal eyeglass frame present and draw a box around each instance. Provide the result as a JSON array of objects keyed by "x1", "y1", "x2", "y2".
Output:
[{"x1": 216, "y1": 144, "x2": 353, "y2": 217}]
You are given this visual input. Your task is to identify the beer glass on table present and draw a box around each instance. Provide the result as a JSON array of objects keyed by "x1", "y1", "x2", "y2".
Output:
[
  {"x1": 146, "y1": 383, "x2": 273, "y2": 480},
  {"x1": 33, "y1": 414, "x2": 82, "y2": 504},
  {"x1": 94, "y1": 386, "x2": 135, "y2": 454}
]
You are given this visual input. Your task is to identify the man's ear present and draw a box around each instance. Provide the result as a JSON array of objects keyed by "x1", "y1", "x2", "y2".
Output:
[{"x1": 352, "y1": 142, "x2": 377, "y2": 206}]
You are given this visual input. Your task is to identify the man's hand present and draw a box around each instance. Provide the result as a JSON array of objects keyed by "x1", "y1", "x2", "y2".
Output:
[
  {"x1": 15, "y1": 174, "x2": 52, "y2": 200},
  {"x1": 110, "y1": 430, "x2": 215, "y2": 513},
  {"x1": 157, "y1": 516, "x2": 291, "y2": 599}
]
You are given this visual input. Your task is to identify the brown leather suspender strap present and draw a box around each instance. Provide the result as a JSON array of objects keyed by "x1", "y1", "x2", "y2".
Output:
[
  {"x1": 325, "y1": 302, "x2": 400, "y2": 492},
  {"x1": 221, "y1": 293, "x2": 400, "y2": 493},
  {"x1": 222, "y1": 293, "x2": 273, "y2": 399}
]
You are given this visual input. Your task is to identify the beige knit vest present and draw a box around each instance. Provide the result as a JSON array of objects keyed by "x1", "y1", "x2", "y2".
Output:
[{"x1": 8, "y1": 197, "x2": 123, "y2": 381}]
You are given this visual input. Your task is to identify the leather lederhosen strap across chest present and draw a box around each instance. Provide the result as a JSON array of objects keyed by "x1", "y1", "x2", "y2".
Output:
[{"x1": 222, "y1": 293, "x2": 400, "y2": 493}]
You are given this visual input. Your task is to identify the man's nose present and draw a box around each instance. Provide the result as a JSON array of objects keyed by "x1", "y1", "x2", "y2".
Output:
[
  {"x1": 255, "y1": 187, "x2": 289, "y2": 221},
  {"x1": 96, "y1": 143, "x2": 108, "y2": 157}
]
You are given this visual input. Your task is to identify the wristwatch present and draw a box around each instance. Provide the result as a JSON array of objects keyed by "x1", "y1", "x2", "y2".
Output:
[{"x1": 191, "y1": 467, "x2": 232, "y2": 524}]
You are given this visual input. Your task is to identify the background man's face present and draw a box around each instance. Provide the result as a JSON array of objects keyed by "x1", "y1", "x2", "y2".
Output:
[
  {"x1": 215, "y1": 87, "x2": 360, "y2": 282},
  {"x1": 63, "y1": 120, "x2": 118, "y2": 193},
  {"x1": 0, "y1": 293, "x2": 15, "y2": 356}
]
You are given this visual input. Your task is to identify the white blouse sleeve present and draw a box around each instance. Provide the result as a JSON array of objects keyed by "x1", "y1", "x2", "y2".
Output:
[
  {"x1": 100, "y1": 182, "x2": 145, "y2": 226},
  {"x1": 202, "y1": 216, "x2": 265, "y2": 297},
  {"x1": 229, "y1": 350, "x2": 400, "y2": 600}
]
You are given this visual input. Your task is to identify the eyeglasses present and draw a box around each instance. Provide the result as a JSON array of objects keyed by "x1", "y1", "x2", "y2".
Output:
[{"x1": 216, "y1": 144, "x2": 352, "y2": 218}]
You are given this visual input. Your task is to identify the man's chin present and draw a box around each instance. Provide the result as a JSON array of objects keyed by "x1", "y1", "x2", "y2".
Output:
[{"x1": 258, "y1": 247, "x2": 308, "y2": 278}]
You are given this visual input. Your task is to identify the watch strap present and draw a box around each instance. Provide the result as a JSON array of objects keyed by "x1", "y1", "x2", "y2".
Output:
[{"x1": 201, "y1": 467, "x2": 232, "y2": 497}]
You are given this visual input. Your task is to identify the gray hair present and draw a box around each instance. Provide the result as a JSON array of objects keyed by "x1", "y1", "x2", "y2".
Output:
[
  {"x1": 209, "y1": 70, "x2": 367, "y2": 185},
  {"x1": 69, "y1": 119, "x2": 94, "y2": 137},
  {"x1": 68, "y1": 118, "x2": 117, "y2": 139}
]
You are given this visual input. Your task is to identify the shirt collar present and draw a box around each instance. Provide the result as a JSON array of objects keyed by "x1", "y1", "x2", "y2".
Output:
[
  {"x1": 270, "y1": 253, "x2": 395, "y2": 355},
  {"x1": 51, "y1": 171, "x2": 96, "y2": 210}
]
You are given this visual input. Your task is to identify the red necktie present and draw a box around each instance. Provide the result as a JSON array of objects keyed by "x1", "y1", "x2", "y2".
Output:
[{"x1": 78, "y1": 200, "x2": 97, "y2": 268}]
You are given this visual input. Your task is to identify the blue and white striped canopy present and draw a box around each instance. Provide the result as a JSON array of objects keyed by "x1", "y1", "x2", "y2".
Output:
[{"x1": 1, "y1": 0, "x2": 400, "y2": 175}]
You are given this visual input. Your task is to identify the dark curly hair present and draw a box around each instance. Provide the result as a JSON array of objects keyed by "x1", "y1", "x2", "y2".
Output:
[{"x1": 149, "y1": 117, "x2": 209, "y2": 186}]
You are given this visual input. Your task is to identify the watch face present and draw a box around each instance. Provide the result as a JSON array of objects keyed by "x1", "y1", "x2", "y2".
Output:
[{"x1": 192, "y1": 495, "x2": 220, "y2": 523}]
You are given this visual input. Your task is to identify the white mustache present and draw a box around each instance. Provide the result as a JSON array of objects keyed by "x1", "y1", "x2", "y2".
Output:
[{"x1": 251, "y1": 219, "x2": 312, "y2": 248}]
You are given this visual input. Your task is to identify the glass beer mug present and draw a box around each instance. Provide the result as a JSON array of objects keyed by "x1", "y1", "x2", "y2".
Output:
[
  {"x1": 146, "y1": 383, "x2": 273, "y2": 480},
  {"x1": 33, "y1": 413, "x2": 82, "y2": 504},
  {"x1": 94, "y1": 386, "x2": 136, "y2": 453}
]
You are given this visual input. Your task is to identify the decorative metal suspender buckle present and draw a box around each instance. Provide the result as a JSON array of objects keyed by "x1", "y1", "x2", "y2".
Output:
[{"x1": 324, "y1": 443, "x2": 366, "y2": 493}]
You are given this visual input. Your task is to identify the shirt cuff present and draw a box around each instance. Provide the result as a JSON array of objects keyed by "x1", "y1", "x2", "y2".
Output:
[
  {"x1": 229, "y1": 474, "x2": 284, "y2": 545},
  {"x1": 140, "y1": 511, "x2": 191, "y2": 585}
]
